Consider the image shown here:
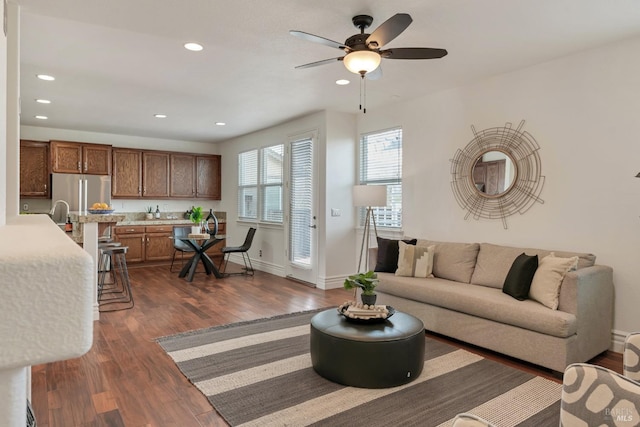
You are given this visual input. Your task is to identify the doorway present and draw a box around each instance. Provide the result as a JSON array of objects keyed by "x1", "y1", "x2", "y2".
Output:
[{"x1": 284, "y1": 132, "x2": 318, "y2": 285}]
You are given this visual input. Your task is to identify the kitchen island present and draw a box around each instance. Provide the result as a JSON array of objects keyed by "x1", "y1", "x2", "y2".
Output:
[{"x1": 69, "y1": 212, "x2": 126, "y2": 320}]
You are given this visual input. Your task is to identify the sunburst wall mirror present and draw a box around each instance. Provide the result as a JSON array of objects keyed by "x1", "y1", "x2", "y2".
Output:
[{"x1": 450, "y1": 120, "x2": 544, "y2": 229}]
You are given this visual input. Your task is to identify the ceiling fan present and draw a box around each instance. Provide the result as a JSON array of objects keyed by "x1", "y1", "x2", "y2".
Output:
[{"x1": 290, "y1": 13, "x2": 448, "y2": 79}]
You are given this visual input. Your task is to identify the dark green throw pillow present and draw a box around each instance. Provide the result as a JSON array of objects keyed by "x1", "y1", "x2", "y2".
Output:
[
  {"x1": 502, "y1": 253, "x2": 538, "y2": 300},
  {"x1": 374, "y1": 237, "x2": 417, "y2": 273}
]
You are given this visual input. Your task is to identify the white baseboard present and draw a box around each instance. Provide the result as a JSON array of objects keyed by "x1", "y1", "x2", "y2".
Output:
[
  {"x1": 226, "y1": 254, "x2": 285, "y2": 277},
  {"x1": 316, "y1": 275, "x2": 345, "y2": 290},
  {"x1": 611, "y1": 329, "x2": 629, "y2": 353}
]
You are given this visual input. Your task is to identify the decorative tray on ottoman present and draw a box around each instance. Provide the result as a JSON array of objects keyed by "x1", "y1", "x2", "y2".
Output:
[{"x1": 337, "y1": 302, "x2": 395, "y2": 324}]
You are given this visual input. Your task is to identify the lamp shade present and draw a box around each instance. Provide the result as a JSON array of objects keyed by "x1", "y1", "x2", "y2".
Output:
[
  {"x1": 353, "y1": 185, "x2": 387, "y2": 207},
  {"x1": 343, "y1": 51, "x2": 381, "y2": 75}
]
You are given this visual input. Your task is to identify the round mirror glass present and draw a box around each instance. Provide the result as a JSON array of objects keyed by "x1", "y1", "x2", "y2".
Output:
[{"x1": 471, "y1": 150, "x2": 517, "y2": 197}]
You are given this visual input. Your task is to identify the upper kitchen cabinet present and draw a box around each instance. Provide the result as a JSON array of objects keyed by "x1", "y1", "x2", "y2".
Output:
[
  {"x1": 143, "y1": 152, "x2": 170, "y2": 198},
  {"x1": 112, "y1": 148, "x2": 142, "y2": 198},
  {"x1": 50, "y1": 140, "x2": 112, "y2": 175},
  {"x1": 170, "y1": 153, "x2": 196, "y2": 198},
  {"x1": 20, "y1": 140, "x2": 50, "y2": 198},
  {"x1": 196, "y1": 155, "x2": 221, "y2": 200}
]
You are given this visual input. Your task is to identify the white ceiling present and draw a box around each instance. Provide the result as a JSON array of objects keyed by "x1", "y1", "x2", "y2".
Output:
[{"x1": 15, "y1": 0, "x2": 640, "y2": 143}]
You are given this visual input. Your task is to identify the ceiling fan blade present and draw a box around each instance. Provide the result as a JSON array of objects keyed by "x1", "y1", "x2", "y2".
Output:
[
  {"x1": 289, "y1": 30, "x2": 347, "y2": 51},
  {"x1": 294, "y1": 57, "x2": 343, "y2": 69},
  {"x1": 381, "y1": 47, "x2": 448, "y2": 60},
  {"x1": 366, "y1": 66, "x2": 383, "y2": 80},
  {"x1": 366, "y1": 13, "x2": 412, "y2": 48}
]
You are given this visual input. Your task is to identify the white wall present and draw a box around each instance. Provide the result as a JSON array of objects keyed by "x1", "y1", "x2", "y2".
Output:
[
  {"x1": 358, "y1": 35, "x2": 640, "y2": 339},
  {"x1": 20, "y1": 125, "x2": 223, "y2": 215}
]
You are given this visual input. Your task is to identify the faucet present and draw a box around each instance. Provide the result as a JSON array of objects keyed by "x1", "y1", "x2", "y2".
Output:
[{"x1": 49, "y1": 200, "x2": 70, "y2": 222}]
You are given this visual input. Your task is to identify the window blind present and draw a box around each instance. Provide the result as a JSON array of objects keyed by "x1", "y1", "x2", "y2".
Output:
[
  {"x1": 261, "y1": 144, "x2": 284, "y2": 222},
  {"x1": 359, "y1": 127, "x2": 403, "y2": 228},
  {"x1": 289, "y1": 138, "x2": 313, "y2": 265},
  {"x1": 238, "y1": 149, "x2": 258, "y2": 219}
]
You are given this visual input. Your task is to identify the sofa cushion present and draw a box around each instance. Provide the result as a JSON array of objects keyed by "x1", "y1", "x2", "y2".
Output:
[
  {"x1": 376, "y1": 273, "x2": 577, "y2": 338},
  {"x1": 374, "y1": 237, "x2": 417, "y2": 273},
  {"x1": 396, "y1": 242, "x2": 435, "y2": 278},
  {"x1": 502, "y1": 253, "x2": 538, "y2": 300},
  {"x1": 470, "y1": 243, "x2": 596, "y2": 289},
  {"x1": 416, "y1": 240, "x2": 480, "y2": 283},
  {"x1": 529, "y1": 253, "x2": 579, "y2": 310}
]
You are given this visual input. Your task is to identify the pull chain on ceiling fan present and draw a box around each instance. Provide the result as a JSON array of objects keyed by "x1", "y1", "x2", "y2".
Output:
[{"x1": 290, "y1": 13, "x2": 448, "y2": 112}]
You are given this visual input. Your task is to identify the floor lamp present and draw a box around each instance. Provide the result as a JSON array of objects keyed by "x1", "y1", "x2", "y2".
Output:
[{"x1": 353, "y1": 185, "x2": 387, "y2": 273}]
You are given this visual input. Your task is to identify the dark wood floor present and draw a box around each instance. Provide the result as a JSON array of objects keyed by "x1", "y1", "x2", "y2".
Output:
[{"x1": 31, "y1": 262, "x2": 622, "y2": 426}]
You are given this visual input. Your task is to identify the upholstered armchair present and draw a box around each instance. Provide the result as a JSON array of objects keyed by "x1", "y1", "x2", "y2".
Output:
[
  {"x1": 560, "y1": 332, "x2": 640, "y2": 426},
  {"x1": 452, "y1": 333, "x2": 640, "y2": 427}
]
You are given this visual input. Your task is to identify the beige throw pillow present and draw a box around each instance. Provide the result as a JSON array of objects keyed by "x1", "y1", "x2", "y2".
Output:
[
  {"x1": 396, "y1": 242, "x2": 435, "y2": 278},
  {"x1": 529, "y1": 253, "x2": 579, "y2": 309}
]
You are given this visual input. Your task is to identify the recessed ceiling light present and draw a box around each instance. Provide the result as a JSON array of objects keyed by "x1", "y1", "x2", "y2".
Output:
[
  {"x1": 35, "y1": 115, "x2": 48, "y2": 120},
  {"x1": 36, "y1": 99, "x2": 51, "y2": 104},
  {"x1": 184, "y1": 42, "x2": 204, "y2": 52},
  {"x1": 36, "y1": 74, "x2": 55, "y2": 81},
  {"x1": 336, "y1": 79, "x2": 350, "y2": 85},
  {"x1": 154, "y1": 114, "x2": 167, "y2": 118},
  {"x1": 215, "y1": 122, "x2": 226, "y2": 126}
]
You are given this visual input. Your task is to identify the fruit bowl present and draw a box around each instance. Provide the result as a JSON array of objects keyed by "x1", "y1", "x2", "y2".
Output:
[{"x1": 87, "y1": 209, "x2": 115, "y2": 214}]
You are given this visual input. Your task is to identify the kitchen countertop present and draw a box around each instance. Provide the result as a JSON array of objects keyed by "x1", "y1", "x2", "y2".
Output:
[{"x1": 117, "y1": 218, "x2": 226, "y2": 226}]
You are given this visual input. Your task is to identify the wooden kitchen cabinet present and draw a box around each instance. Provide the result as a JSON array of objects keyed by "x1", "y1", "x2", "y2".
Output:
[
  {"x1": 20, "y1": 140, "x2": 50, "y2": 198},
  {"x1": 143, "y1": 152, "x2": 170, "y2": 198},
  {"x1": 50, "y1": 140, "x2": 111, "y2": 175},
  {"x1": 170, "y1": 153, "x2": 196, "y2": 198},
  {"x1": 196, "y1": 155, "x2": 221, "y2": 199},
  {"x1": 112, "y1": 149, "x2": 143, "y2": 198},
  {"x1": 144, "y1": 225, "x2": 174, "y2": 261},
  {"x1": 113, "y1": 226, "x2": 145, "y2": 263}
]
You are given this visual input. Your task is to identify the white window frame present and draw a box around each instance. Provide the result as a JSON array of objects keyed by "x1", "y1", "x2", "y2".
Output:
[{"x1": 358, "y1": 127, "x2": 403, "y2": 229}]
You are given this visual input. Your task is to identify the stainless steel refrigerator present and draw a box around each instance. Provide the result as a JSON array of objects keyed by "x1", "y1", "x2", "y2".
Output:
[{"x1": 51, "y1": 173, "x2": 112, "y2": 223}]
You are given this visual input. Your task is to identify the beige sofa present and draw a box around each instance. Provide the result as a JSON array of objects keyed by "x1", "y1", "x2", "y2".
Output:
[{"x1": 371, "y1": 240, "x2": 614, "y2": 373}]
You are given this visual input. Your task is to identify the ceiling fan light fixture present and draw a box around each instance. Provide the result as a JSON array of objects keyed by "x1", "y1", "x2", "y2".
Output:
[{"x1": 343, "y1": 50, "x2": 381, "y2": 75}]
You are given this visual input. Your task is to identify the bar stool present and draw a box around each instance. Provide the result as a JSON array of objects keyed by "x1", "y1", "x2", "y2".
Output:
[
  {"x1": 98, "y1": 246, "x2": 134, "y2": 312},
  {"x1": 98, "y1": 241, "x2": 122, "y2": 288}
]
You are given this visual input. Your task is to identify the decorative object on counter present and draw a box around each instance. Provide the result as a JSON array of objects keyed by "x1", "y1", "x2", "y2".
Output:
[
  {"x1": 88, "y1": 202, "x2": 115, "y2": 214},
  {"x1": 183, "y1": 209, "x2": 191, "y2": 219},
  {"x1": 145, "y1": 206, "x2": 154, "y2": 220},
  {"x1": 64, "y1": 216, "x2": 73, "y2": 232},
  {"x1": 189, "y1": 206, "x2": 204, "y2": 234},
  {"x1": 343, "y1": 270, "x2": 379, "y2": 305},
  {"x1": 205, "y1": 209, "x2": 218, "y2": 236},
  {"x1": 155, "y1": 205, "x2": 161, "y2": 219},
  {"x1": 337, "y1": 300, "x2": 394, "y2": 323}
]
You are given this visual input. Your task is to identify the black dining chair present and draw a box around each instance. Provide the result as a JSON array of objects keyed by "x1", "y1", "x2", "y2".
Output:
[
  {"x1": 219, "y1": 227, "x2": 256, "y2": 276},
  {"x1": 170, "y1": 225, "x2": 195, "y2": 272}
]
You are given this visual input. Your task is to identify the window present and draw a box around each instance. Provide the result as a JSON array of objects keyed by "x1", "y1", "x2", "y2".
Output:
[
  {"x1": 238, "y1": 150, "x2": 258, "y2": 219},
  {"x1": 237, "y1": 144, "x2": 284, "y2": 222},
  {"x1": 359, "y1": 127, "x2": 402, "y2": 228},
  {"x1": 261, "y1": 144, "x2": 284, "y2": 222}
]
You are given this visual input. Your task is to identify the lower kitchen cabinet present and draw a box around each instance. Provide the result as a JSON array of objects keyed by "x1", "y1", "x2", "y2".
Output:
[{"x1": 113, "y1": 224, "x2": 225, "y2": 264}]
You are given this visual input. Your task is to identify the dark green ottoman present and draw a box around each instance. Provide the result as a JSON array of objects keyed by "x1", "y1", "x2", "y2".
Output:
[{"x1": 310, "y1": 309, "x2": 425, "y2": 388}]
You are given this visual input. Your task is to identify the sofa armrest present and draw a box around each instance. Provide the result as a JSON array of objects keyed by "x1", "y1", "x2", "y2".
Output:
[
  {"x1": 559, "y1": 265, "x2": 614, "y2": 360},
  {"x1": 558, "y1": 265, "x2": 613, "y2": 316}
]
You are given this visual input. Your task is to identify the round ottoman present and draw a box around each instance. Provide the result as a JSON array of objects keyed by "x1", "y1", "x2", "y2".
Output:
[{"x1": 310, "y1": 309, "x2": 425, "y2": 388}]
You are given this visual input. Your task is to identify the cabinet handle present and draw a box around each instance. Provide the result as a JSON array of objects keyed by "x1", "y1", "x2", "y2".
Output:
[
  {"x1": 77, "y1": 161, "x2": 81, "y2": 171},
  {"x1": 143, "y1": 187, "x2": 146, "y2": 194},
  {"x1": 127, "y1": 229, "x2": 135, "y2": 232},
  {"x1": 44, "y1": 184, "x2": 47, "y2": 190},
  {"x1": 84, "y1": 161, "x2": 87, "y2": 171}
]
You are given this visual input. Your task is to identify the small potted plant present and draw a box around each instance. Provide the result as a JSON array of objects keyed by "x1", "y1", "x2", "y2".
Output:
[
  {"x1": 343, "y1": 270, "x2": 379, "y2": 305},
  {"x1": 145, "y1": 206, "x2": 153, "y2": 220},
  {"x1": 189, "y1": 206, "x2": 203, "y2": 234}
]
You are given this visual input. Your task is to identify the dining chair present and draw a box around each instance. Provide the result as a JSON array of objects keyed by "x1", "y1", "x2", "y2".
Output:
[
  {"x1": 170, "y1": 225, "x2": 195, "y2": 272},
  {"x1": 219, "y1": 227, "x2": 256, "y2": 276}
]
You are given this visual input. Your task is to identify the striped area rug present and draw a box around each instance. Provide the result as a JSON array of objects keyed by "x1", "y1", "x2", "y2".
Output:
[{"x1": 157, "y1": 309, "x2": 561, "y2": 427}]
